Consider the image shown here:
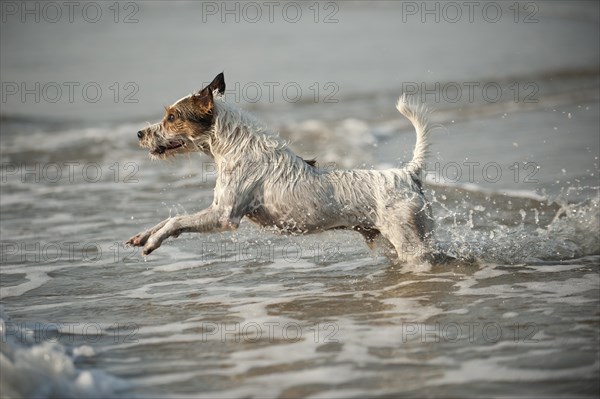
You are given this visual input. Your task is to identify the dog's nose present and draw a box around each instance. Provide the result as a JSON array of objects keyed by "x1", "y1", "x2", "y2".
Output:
[{"x1": 137, "y1": 130, "x2": 144, "y2": 139}]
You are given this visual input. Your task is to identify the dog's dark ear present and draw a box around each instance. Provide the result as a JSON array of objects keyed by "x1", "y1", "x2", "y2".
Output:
[
  {"x1": 193, "y1": 86, "x2": 214, "y2": 113},
  {"x1": 204, "y1": 72, "x2": 225, "y2": 95}
]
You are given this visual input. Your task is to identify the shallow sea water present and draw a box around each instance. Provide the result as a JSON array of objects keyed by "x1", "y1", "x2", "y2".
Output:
[{"x1": 1, "y1": 2, "x2": 599, "y2": 398}]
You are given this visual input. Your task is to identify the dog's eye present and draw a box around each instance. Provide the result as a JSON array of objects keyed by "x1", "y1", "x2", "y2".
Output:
[{"x1": 168, "y1": 114, "x2": 175, "y2": 122}]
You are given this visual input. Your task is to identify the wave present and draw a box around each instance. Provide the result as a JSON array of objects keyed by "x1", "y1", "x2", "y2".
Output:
[{"x1": 0, "y1": 307, "x2": 127, "y2": 399}]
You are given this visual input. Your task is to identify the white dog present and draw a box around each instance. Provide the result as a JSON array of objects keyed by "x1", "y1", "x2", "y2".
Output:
[{"x1": 126, "y1": 73, "x2": 443, "y2": 262}]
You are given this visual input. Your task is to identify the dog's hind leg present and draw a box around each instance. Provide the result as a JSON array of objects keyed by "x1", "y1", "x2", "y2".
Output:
[
  {"x1": 375, "y1": 207, "x2": 433, "y2": 262},
  {"x1": 379, "y1": 229, "x2": 426, "y2": 263},
  {"x1": 353, "y1": 226, "x2": 381, "y2": 250}
]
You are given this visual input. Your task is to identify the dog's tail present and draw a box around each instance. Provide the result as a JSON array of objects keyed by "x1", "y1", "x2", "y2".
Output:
[{"x1": 396, "y1": 94, "x2": 435, "y2": 176}]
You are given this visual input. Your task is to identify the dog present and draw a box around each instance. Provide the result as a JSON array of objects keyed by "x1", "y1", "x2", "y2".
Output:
[{"x1": 126, "y1": 72, "x2": 441, "y2": 263}]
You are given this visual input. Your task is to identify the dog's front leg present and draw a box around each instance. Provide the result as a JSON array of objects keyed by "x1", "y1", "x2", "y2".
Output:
[{"x1": 142, "y1": 207, "x2": 238, "y2": 255}]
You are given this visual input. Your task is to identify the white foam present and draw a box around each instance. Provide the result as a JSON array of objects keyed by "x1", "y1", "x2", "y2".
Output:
[{"x1": 0, "y1": 310, "x2": 127, "y2": 398}]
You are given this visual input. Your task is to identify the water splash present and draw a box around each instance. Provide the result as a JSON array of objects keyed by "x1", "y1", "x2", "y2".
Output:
[{"x1": 429, "y1": 184, "x2": 599, "y2": 264}]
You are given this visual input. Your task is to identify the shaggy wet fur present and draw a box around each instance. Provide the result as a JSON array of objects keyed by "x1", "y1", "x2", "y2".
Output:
[{"x1": 126, "y1": 73, "x2": 440, "y2": 262}]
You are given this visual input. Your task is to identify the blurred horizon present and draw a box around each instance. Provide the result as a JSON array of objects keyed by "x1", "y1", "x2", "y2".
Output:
[{"x1": 1, "y1": 1, "x2": 598, "y2": 124}]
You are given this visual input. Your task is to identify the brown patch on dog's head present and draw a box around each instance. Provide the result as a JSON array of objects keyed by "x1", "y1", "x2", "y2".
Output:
[{"x1": 136, "y1": 72, "x2": 226, "y2": 159}]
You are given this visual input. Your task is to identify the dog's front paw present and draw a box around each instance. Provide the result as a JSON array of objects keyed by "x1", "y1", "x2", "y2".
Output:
[
  {"x1": 142, "y1": 237, "x2": 162, "y2": 256},
  {"x1": 125, "y1": 219, "x2": 171, "y2": 249},
  {"x1": 141, "y1": 221, "x2": 182, "y2": 255},
  {"x1": 125, "y1": 231, "x2": 152, "y2": 247}
]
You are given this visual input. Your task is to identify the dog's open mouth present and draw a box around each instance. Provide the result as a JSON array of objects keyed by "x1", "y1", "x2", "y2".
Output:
[{"x1": 151, "y1": 140, "x2": 185, "y2": 155}]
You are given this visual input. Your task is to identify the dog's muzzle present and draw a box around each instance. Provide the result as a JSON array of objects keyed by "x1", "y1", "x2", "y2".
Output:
[
  {"x1": 151, "y1": 140, "x2": 185, "y2": 155},
  {"x1": 136, "y1": 125, "x2": 187, "y2": 157}
]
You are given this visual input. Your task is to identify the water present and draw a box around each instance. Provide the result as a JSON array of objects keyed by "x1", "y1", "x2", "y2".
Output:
[{"x1": 1, "y1": 2, "x2": 599, "y2": 398}]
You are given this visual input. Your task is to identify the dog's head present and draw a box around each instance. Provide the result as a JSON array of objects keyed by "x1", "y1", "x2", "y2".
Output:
[{"x1": 136, "y1": 72, "x2": 225, "y2": 159}]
